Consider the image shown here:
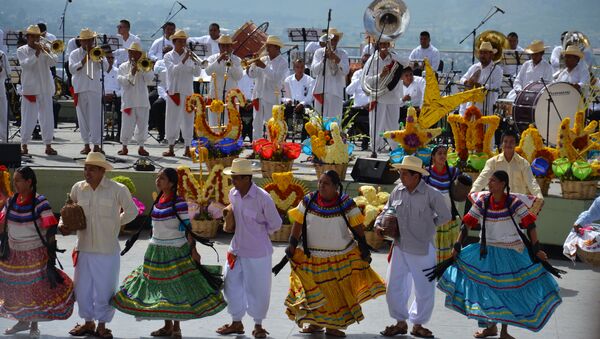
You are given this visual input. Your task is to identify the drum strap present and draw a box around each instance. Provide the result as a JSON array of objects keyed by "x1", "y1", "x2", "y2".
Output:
[{"x1": 386, "y1": 63, "x2": 404, "y2": 92}]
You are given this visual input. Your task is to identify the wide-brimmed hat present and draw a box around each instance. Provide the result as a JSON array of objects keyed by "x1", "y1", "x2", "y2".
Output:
[
  {"x1": 126, "y1": 42, "x2": 143, "y2": 53},
  {"x1": 478, "y1": 41, "x2": 497, "y2": 54},
  {"x1": 265, "y1": 35, "x2": 284, "y2": 48},
  {"x1": 391, "y1": 155, "x2": 429, "y2": 176},
  {"x1": 223, "y1": 158, "x2": 257, "y2": 176},
  {"x1": 170, "y1": 29, "x2": 189, "y2": 41},
  {"x1": 217, "y1": 34, "x2": 235, "y2": 45},
  {"x1": 562, "y1": 45, "x2": 584, "y2": 59},
  {"x1": 82, "y1": 152, "x2": 113, "y2": 171},
  {"x1": 328, "y1": 28, "x2": 343, "y2": 39},
  {"x1": 524, "y1": 40, "x2": 546, "y2": 54},
  {"x1": 25, "y1": 25, "x2": 41, "y2": 36},
  {"x1": 319, "y1": 33, "x2": 333, "y2": 43},
  {"x1": 77, "y1": 28, "x2": 97, "y2": 40}
]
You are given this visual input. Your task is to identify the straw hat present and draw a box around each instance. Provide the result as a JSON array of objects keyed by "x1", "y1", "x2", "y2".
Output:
[
  {"x1": 170, "y1": 29, "x2": 189, "y2": 41},
  {"x1": 319, "y1": 33, "x2": 333, "y2": 43},
  {"x1": 265, "y1": 35, "x2": 284, "y2": 48},
  {"x1": 217, "y1": 35, "x2": 235, "y2": 45},
  {"x1": 478, "y1": 41, "x2": 497, "y2": 54},
  {"x1": 126, "y1": 42, "x2": 143, "y2": 53},
  {"x1": 524, "y1": 40, "x2": 546, "y2": 54},
  {"x1": 25, "y1": 25, "x2": 41, "y2": 36},
  {"x1": 82, "y1": 152, "x2": 113, "y2": 171},
  {"x1": 77, "y1": 28, "x2": 97, "y2": 40},
  {"x1": 328, "y1": 28, "x2": 343, "y2": 39},
  {"x1": 391, "y1": 155, "x2": 429, "y2": 176},
  {"x1": 562, "y1": 45, "x2": 584, "y2": 59},
  {"x1": 223, "y1": 158, "x2": 257, "y2": 176}
]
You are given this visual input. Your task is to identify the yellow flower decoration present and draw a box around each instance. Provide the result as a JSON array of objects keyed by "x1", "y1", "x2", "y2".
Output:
[
  {"x1": 383, "y1": 106, "x2": 441, "y2": 154},
  {"x1": 353, "y1": 185, "x2": 390, "y2": 227},
  {"x1": 193, "y1": 89, "x2": 245, "y2": 143},
  {"x1": 209, "y1": 99, "x2": 225, "y2": 114},
  {"x1": 515, "y1": 124, "x2": 558, "y2": 171},
  {"x1": 557, "y1": 110, "x2": 600, "y2": 161},
  {"x1": 447, "y1": 105, "x2": 500, "y2": 159},
  {"x1": 267, "y1": 104, "x2": 288, "y2": 146},
  {"x1": 262, "y1": 172, "x2": 308, "y2": 214}
]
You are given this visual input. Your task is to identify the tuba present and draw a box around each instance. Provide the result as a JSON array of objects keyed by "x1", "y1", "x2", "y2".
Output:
[
  {"x1": 555, "y1": 31, "x2": 591, "y2": 76},
  {"x1": 474, "y1": 30, "x2": 509, "y2": 63},
  {"x1": 361, "y1": 0, "x2": 410, "y2": 97}
]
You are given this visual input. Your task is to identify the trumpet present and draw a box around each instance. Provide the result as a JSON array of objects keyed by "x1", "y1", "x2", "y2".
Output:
[
  {"x1": 186, "y1": 43, "x2": 208, "y2": 68},
  {"x1": 85, "y1": 46, "x2": 106, "y2": 80},
  {"x1": 241, "y1": 55, "x2": 267, "y2": 69}
]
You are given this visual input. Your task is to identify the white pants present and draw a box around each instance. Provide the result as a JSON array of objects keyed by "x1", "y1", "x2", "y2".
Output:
[
  {"x1": 223, "y1": 255, "x2": 272, "y2": 324},
  {"x1": 314, "y1": 94, "x2": 343, "y2": 120},
  {"x1": 370, "y1": 102, "x2": 400, "y2": 151},
  {"x1": 0, "y1": 90, "x2": 7, "y2": 142},
  {"x1": 120, "y1": 107, "x2": 149, "y2": 147},
  {"x1": 20, "y1": 93, "x2": 54, "y2": 145},
  {"x1": 74, "y1": 251, "x2": 120, "y2": 323},
  {"x1": 252, "y1": 100, "x2": 276, "y2": 141},
  {"x1": 76, "y1": 91, "x2": 102, "y2": 145},
  {"x1": 385, "y1": 244, "x2": 435, "y2": 325},
  {"x1": 165, "y1": 96, "x2": 194, "y2": 147}
]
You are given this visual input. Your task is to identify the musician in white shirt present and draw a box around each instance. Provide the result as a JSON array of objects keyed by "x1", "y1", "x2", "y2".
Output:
[
  {"x1": 409, "y1": 31, "x2": 441, "y2": 73},
  {"x1": 102, "y1": 49, "x2": 122, "y2": 140},
  {"x1": 502, "y1": 32, "x2": 525, "y2": 77},
  {"x1": 459, "y1": 41, "x2": 503, "y2": 116},
  {"x1": 0, "y1": 49, "x2": 12, "y2": 142},
  {"x1": 69, "y1": 28, "x2": 110, "y2": 155},
  {"x1": 283, "y1": 59, "x2": 314, "y2": 140},
  {"x1": 117, "y1": 42, "x2": 153, "y2": 156},
  {"x1": 345, "y1": 54, "x2": 370, "y2": 150},
  {"x1": 205, "y1": 35, "x2": 243, "y2": 126},
  {"x1": 555, "y1": 45, "x2": 590, "y2": 91},
  {"x1": 305, "y1": 34, "x2": 327, "y2": 56},
  {"x1": 237, "y1": 72, "x2": 255, "y2": 141},
  {"x1": 149, "y1": 46, "x2": 172, "y2": 142},
  {"x1": 400, "y1": 67, "x2": 426, "y2": 109},
  {"x1": 148, "y1": 21, "x2": 175, "y2": 61},
  {"x1": 115, "y1": 19, "x2": 141, "y2": 66},
  {"x1": 311, "y1": 28, "x2": 349, "y2": 119},
  {"x1": 0, "y1": 28, "x2": 6, "y2": 53},
  {"x1": 17, "y1": 25, "x2": 58, "y2": 156},
  {"x1": 247, "y1": 35, "x2": 289, "y2": 140},
  {"x1": 163, "y1": 29, "x2": 202, "y2": 157},
  {"x1": 508, "y1": 40, "x2": 553, "y2": 100},
  {"x1": 37, "y1": 23, "x2": 56, "y2": 41},
  {"x1": 551, "y1": 31, "x2": 595, "y2": 74},
  {"x1": 190, "y1": 23, "x2": 221, "y2": 56}
]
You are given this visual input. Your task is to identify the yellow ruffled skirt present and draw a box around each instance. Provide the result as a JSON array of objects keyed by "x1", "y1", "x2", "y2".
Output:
[
  {"x1": 435, "y1": 217, "x2": 460, "y2": 263},
  {"x1": 285, "y1": 245, "x2": 386, "y2": 329}
]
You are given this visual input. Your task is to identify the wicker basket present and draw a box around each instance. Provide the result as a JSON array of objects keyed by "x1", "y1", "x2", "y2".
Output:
[
  {"x1": 560, "y1": 180, "x2": 598, "y2": 200},
  {"x1": 270, "y1": 224, "x2": 292, "y2": 242},
  {"x1": 314, "y1": 163, "x2": 349, "y2": 181},
  {"x1": 576, "y1": 247, "x2": 600, "y2": 266},
  {"x1": 536, "y1": 177, "x2": 551, "y2": 196},
  {"x1": 261, "y1": 160, "x2": 293, "y2": 179},
  {"x1": 206, "y1": 156, "x2": 237, "y2": 171},
  {"x1": 191, "y1": 219, "x2": 220, "y2": 238},
  {"x1": 365, "y1": 230, "x2": 384, "y2": 250},
  {"x1": 463, "y1": 171, "x2": 480, "y2": 184}
]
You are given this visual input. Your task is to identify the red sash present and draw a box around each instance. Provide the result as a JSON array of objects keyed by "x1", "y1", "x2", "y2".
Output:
[
  {"x1": 313, "y1": 93, "x2": 324, "y2": 105},
  {"x1": 252, "y1": 98, "x2": 260, "y2": 111},
  {"x1": 123, "y1": 107, "x2": 132, "y2": 115},
  {"x1": 69, "y1": 87, "x2": 78, "y2": 107},
  {"x1": 168, "y1": 93, "x2": 181, "y2": 106},
  {"x1": 369, "y1": 101, "x2": 378, "y2": 112},
  {"x1": 227, "y1": 251, "x2": 237, "y2": 270},
  {"x1": 23, "y1": 95, "x2": 37, "y2": 103}
]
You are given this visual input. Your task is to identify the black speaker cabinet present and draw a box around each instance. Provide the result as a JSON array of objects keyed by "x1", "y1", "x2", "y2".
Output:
[
  {"x1": 0, "y1": 143, "x2": 21, "y2": 168},
  {"x1": 351, "y1": 157, "x2": 399, "y2": 185}
]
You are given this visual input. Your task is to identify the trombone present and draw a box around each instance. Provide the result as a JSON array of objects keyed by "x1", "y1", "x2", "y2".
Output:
[
  {"x1": 130, "y1": 54, "x2": 154, "y2": 86},
  {"x1": 186, "y1": 43, "x2": 208, "y2": 68},
  {"x1": 38, "y1": 37, "x2": 65, "y2": 57},
  {"x1": 85, "y1": 45, "x2": 105, "y2": 80}
]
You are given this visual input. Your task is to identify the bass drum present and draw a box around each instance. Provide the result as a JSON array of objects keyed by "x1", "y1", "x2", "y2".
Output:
[
  {"x1": 513, "y1": 81, "x2": 581, "y2": 144},
  {"x1": 231, "y1": 21, "x2": 269, "y2": 58}
]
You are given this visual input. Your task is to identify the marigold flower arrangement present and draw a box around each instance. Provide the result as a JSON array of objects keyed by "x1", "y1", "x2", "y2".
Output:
[
  {"x1": 303, "y1": 110, "x2": 353, "y2": 164},
  {"x1": 261, "y1": 171, "x2": 308, "y2": 223},
  {"x1": 353, "y1": 185, "x2": 390, "y2": 230},
  {"x1": 557, "y1": 110, "x2": 600, "y2": 162},
  {"x1": 252, "y1": 105, "x2": 301, "y2": 162},
  {"x1": 515, "y1": 124, "x2": 558, "y2": 178},
  {"x1": 383, "y1": 106, "x2": 441, "y2": 154}
]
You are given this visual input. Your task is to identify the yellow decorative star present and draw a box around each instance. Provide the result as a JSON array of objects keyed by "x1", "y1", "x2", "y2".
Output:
[
  {"x1": 557, "y1": 110, "x2": 600, "y2": 161},
  {"x1": 383, "y1": 106, "x2": 441, "y2": 154},
  {"x1": 447, "y1": 105, "x2": 500, "y2": 159}
]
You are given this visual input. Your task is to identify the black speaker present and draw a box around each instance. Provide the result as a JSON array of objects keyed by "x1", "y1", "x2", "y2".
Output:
[
  {"x1": 0, "y1": 143, "x2": 22, "y2": 168},
  {"x1": 351, "y1": 157, "x2": 400, "y2": 185}
]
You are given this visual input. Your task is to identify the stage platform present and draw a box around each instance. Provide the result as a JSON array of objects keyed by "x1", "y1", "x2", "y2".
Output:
[{"x1": 4, "y1": 122, "x2": 596, "y2": 246}]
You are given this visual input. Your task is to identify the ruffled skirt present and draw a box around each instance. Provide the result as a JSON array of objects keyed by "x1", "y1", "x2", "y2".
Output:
[{"x1": 435, "y1": 217, "x2": 460, "y2": 263}]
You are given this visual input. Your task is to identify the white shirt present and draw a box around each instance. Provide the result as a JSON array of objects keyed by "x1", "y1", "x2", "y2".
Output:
[
  {"x1": 0, "y1": 50, "x2": 11, "y2": 82},
  {"x1": 237, "y1": 72, "x2": 254, "y2": 101},
  {"x1": 501, "y1": 46, "x2": 525, "y2": 76},
  {"x1": 43, "y1": 32, "x2": 57, "y2": 41},
  {"x1": 283, "y1": 73, "x2": 315, "y2": 106},
  {"x1": 114, "y1": 33, "x2": 142, "y2": 66},
  {"x1": 247, "y1": 54, "x2": 288, "y2": 103},
  {"x1": 346, "y1": 68, "x2": 369, "y2": 107},
  {"x1": 460, "y1": 61, "x2": 503, "y2": 115},
  {"x1": 364, "y1": 51, "x2": 404, "y2": 104},
  {"x1": 513, "y1": 59, "x2": 553, "y2": 92},
  {"x1": 555, "y1": 61, "x2": 590, "y2": 88},
  {"x1": 164, "y1": 49, "x2": 202, "y2": 96},
  {"x1": 311, "y1": 47, "x2": 349, "y2": 99},
  {"x1": 401, "y1": 76, "x2": 426, "y2": 108},
  {"x1": 362, "y1": 43, "x2": 375, "y2": 56},
  {"x1": 69, "y1": 47, "x2": 109, "y2": 93},
  {"x1": 148, "y1": 36, "x2": 173, "y2": 61},
  {"x1": 0, "y1": 29, "x2": 6, "y2": 53},
  {"x1": 409, "y1": 44, "x2": 441, "y2": 71},
  {"x1": 153, "y1": 59, "x2": 168, "y2": 100},
  {"x1": 205, "y1": 53, "x2": 243, "y2": 100},
  {"x1": 17, "y1": 45, "x2": 56, "y2": 96},
  {"x1": 190, "y1": 35, "x2": 219, "y2": 55},
  {"x1": 103, "y1": 65, "x2": 121, "y2": 96},
  {"x1": 118, "y1": 61, "x2": 153, "y2": 109},
  {"x1": 551, "y1": 45, "x2": 595, "y2": 73},
  {"x1": 66, "y1": 38, "x2": 78, "y2": 58}
]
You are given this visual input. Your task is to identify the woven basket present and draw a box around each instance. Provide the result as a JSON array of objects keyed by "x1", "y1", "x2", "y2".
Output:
[
  {"x1": 315, "y1": 163, "x2": 348, "y2": 181},
  {"x1": 536, "y1": 177, "x2": 551, "y2": 196},
  {"x1": 560, "y1": 180, "x2": 598, "y2": 200},
  {"x1": 206, "y1": 156, "x2": 237, "y2": 171},
  {"x1": 261, "y1": 160, "x2": 293, "y2": 179},
  {"x1": 270, "y1": 224, "x2": 292, "y2": 242},
  {"x1": 191, "y1": 219, "x2": 220, "y2": 238},
  {"x1": 463, "y1": 171, "x2": 480, "y2": 184},
  {"x1": 576, "y1": 247, "x2": 600, "y2": 266},
  {"x1": 365, "y1": 230, "x2": 384, "y2": 250}
]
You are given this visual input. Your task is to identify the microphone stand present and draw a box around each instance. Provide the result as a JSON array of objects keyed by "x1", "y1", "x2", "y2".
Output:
[
  {"x1": 301, "y1": 28, "x2": 307, "y2": 62},
  {"x1": 319, "y1": 9, "x2": 332, "y2": 120},
  {"x1": 59, "y1": 0, "x2": 71, "y2": 96},
  {"x1": 151, "y1": 1, "x2": 186, "y2": 38},
  {"x1": 540, "y1": 77, "x2": 561, "y2": 146},
  {"x1": 459, "y1": 7, "x2": 503, "y2": 64},
  {"x1": 364, "y1": 22, "x2": 388, "y2": 159}
]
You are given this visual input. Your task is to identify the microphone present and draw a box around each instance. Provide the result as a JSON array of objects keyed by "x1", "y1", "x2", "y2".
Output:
[
  {"x1": 177, "y1": 1, "x2": 187, "y2": 10},
  {"x1": 494, "y1": 6, "x2": 505, "y2": 14},
  {"x1": 290, "y1": 45, "x2": 299, "y2": 51}
]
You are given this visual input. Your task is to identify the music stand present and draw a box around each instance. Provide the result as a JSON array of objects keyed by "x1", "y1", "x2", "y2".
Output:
[
  {"x1": 189, "y1": 42, "x2": 209, "y2": 57},
  {"x1": 4, "y1": 31, "x2": 24, "y2": 53},
  {"x1": 287, "y1": 28, "x2": 319, "y2": 62}
]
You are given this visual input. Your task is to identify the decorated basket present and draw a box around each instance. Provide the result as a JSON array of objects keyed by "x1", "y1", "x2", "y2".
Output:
[
  {"x1": 270, "y1": 224, "x2": 292, "y2": 242},
  {"x1": 206, "y1": 156, "x2": 237, "y2": 171},
  {"x1": 463, "y1": 172, "x2": 480, "y2": 184},
  {"x1": 536, "y1": 177, "x2": 551, "y2": 196},
  {"x1": 576, "y1": 246, "x2": 600, "y2": 266},
  {"x1": 315, "y1": 163, "x2": 348, "y2": 181},
  {"x1": 261, "y1": 160, "x2": 293, "y2": 179},
  {"x1": 560, "y1": 180, "x2": 598, "y2": 200},
  {"x1": 191, "y1": 219, "x2": 220, "y2": 238},
  {"x1": 365, "y1": 230, "x2": 384, "y2": 250}
]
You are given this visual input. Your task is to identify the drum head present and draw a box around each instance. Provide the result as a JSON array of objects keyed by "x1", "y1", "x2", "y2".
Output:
[{"x1": 533, "y1": 82, "x2": 582, "y2": 144}]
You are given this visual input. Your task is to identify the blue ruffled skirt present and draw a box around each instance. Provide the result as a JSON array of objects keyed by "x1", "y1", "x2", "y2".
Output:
[{"x1": 437, "y1": 243, "x2": 561, "y2": 332}]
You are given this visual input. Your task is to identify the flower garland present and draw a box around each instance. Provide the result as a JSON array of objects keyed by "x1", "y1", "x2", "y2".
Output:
[
  {"x1": 383, "y1": 106, "x2": 441, "y2": 154},
  {"x1": 177, "y1": 165, "x2": 232, "y2": 206},
  {"x1": 447, "y1": 105, "x2": 500, "y2": 161},
  {"x1": 262, "y1": 172, "x2": 307, "y2": 215},
  {"x1": 0, "y1": 165, "x2": 12, "y2": 198},
  {"x1": 191, "y1": 89, "x2": 246, "y2": 143}
]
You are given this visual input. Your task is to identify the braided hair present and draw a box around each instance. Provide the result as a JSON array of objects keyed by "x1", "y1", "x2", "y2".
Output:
[{"x1": 481, "y1": 170, "x2": 510, "y2": 258}]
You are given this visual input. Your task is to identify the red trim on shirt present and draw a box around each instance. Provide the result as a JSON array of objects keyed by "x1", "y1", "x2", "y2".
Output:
[{"x1": 463, "y1": 213, "x2": 479, "y2": 229}]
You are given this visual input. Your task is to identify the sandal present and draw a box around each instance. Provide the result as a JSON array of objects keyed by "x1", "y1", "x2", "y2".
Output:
[
  {"x1": 95, "y1": 327, "x2": 113, "y2": 339},
  {"x1": 162, "y1": 150, "x2": 175, "y2": 157},
  {"x1": 150, "y1": 327, "x2": 173, "y2": 337},
  {"x1": 216, "y1": 323, "x2": 244, "y2": 335},
  {"x1": 380, "y1": 322, "x2": 408, "y2": 337},
  {"x1": 411, "y1": 325, "x2": 434, "y2": 338},
  {"x1": 325, "y1": 328, "x2": 346, "y2": 337},
  {"x1": 252, "y1": 327, "x2": 269, "y2": 338},
  {"x1": 171, "y1": 329, "x2": 182, "y2": 339},
  {"x1": 299, "y1": 324, "x2": 324, "y2": 333},
  {"x1": 5, "y1": 321, "x2": 30, "y2": 334},
  {"x1": 80, "y1": 147, "x2": 91, "y2": 155},
  {"x1": 474, "y1": 326, "x2": 498, "y2": 338},
  {"x1": 138, "y1": 147, "x2": 149, "y2": 156},
  {"x1": 68, "y1": 323, "x2": 96, "y2": 336},
  {"x1": 45, "y1": 147, "x2": 58, "y2": 155},
  {"x1": 117, "y1": 148, "x2": 128, "y2": 155}
]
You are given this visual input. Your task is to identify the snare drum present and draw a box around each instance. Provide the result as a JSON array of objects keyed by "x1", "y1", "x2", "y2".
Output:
[
  {"x1": 232, "y1": 21, "x2": 268, "y2": 58},
  {"x1": 513, "y1": 81, "x2": 581, "y2": 141}
]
